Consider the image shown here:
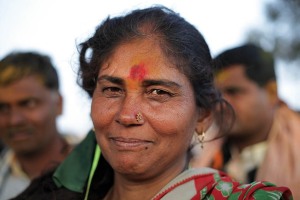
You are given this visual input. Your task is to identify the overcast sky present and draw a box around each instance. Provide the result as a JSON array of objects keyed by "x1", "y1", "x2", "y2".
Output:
[{"x1": 1, "y1": 0, "x2": 299, "y2": 137}]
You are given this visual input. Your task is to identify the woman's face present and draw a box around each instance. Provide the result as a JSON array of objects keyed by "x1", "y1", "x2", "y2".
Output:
[{"x1": 91, "y1": 38, "x2": 201, "y2": 180}]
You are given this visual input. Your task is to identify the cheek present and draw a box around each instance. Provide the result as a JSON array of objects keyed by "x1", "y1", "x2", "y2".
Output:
[
  {"x1": 230, "y1": 96, "x2": 252, "y2": 116},
  {"x1": 236, "y1": 99, "x2": 263, "y2": 122},
  {"x1": 150, "y1": 101, "x2": 197, "y2": 141},
  {"x1": 233, "y1": 102, "x2": 251, "y2": 120},
  {"x1": 27, "y1": 107, "x2": 54, "y2": 124},
  {"x1": 0, "y1": 117, "x2": 8, "y2": 127},
  {"x1": 91, "y1": 99, "x2": 114, "y2": 128}
]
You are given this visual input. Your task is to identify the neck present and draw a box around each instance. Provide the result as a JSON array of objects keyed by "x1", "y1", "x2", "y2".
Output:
[
  {"x1": 15, "y1": 135, "x2": 70, "y2": 179},
  {"x1": 105, "y1": 160, "x2": 187, "y2": 200},
  {"x1": 106, "y1": 178, "x2": 167, "y2": 200}
]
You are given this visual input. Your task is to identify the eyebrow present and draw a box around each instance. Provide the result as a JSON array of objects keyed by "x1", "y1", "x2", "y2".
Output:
[
  {"x1": 97, "y1": 75, "x2": 181, "y2": 88},
  {"x1": 142, "y1": 79, "x2": 181, "y2": 89},
  {"x1": 98, "y1": 75, "x2": 124, "y2": 85}
]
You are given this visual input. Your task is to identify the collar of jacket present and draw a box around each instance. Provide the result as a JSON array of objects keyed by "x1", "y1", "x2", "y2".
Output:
[{"x1": 52, "y1": 130, "x2": 97, "y2": 193}]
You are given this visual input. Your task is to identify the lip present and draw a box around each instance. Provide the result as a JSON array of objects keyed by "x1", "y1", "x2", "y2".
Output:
[
  {"x1": 109, "y1": 137, "x2": 153, "y2": 150},
  {"x1": 8, "y1": 130, "x2": 32, "y2": 142}
]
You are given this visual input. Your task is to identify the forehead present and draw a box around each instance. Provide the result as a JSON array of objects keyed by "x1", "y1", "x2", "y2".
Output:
[
  {"x1": 0, "y1": 76, "x2": 49, "y2": 101},
  {"x1": 100, "y1": 38, "x2": 180, "y2": 78},
  {"x1": 216, "y1": 65, "x2": 249, "y2": 84}
]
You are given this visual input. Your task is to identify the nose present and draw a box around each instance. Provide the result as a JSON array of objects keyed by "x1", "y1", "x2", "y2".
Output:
[
  {"x1": 222, "y1": 93, "x2": 234, "y2": 106},
  {"x1": 221, "y1": 92, "x2": 229, "y2": 101},
  {"x1": 8, "y1": 107, "x2": 26, "y2": 126},
  {"x1": 116, "y1": 95, "x2": 144, "y2": 126}
]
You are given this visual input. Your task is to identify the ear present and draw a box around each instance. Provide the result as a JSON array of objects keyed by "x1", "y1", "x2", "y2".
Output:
[
  {"x1": 195, "y1": 109, "x2": 213, "y2": 134},
  {"x1": 55, "y1": 92, "x2": 63, "y2": 116},
  {"x1": 264, "y1": 80, "x2": 279, "y2": 106}
]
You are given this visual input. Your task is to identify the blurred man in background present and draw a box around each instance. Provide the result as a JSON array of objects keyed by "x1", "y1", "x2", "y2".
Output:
[
  {"x1": 210, "y1": 43, "x2": 300, "y2": 198},
  {"x1": 0, "y1": 51, "x2": 78, "y2": 199}
]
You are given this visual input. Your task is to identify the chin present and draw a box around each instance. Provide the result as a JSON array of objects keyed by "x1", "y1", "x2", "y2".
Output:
[
  {"x1": 14, "y1": 146, "x2": 39, "y2": 156},
  {"x1": 113, "y1": 159, "x2": 147, "y2": 175}
]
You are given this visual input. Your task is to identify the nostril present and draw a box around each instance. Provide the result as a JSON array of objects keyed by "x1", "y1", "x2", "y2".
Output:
[
  {"x1": 116, "y1": 114, "x2": 135, "y2": 125},
  {"x1": 116, "y1": 112, "x2": 144, "y2": 126},
  {"x1": 9, "y1": 109, "x2": 25, "y2": 125}
]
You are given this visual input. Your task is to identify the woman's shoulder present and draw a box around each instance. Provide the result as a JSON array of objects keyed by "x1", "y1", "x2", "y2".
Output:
[
  {"x1": 196, "y1": 169, "x2": 293, "y2": 199},
  {"x1": 216, "y1": 174, "x2": 291, "y2": 199},
  {"x1": 153, "y1": 168, "x2": 293, "y2": 200},
  {"x1": 10, "y1": 168, "x2": 82, "y2": 200}
]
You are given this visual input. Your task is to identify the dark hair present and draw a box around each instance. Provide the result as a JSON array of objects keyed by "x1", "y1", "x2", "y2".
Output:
[
  {"x1": 78, "y1": 6, "x2": 221, "y2": 112},
  {"x1": 0, "y1": 51, "x2": 59, "y2": 90},
  {"x1": 214, "y1": 43, "x2": 276, "y2": 86}
]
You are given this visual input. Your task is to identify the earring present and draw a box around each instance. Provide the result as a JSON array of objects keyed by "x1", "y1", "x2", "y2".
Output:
[
  {"x1": 198, "y1": 131, "x2": 206, "y2": 149},
  {"x1": 136, "y1": 112, "x2": 143, "y2": 123}
]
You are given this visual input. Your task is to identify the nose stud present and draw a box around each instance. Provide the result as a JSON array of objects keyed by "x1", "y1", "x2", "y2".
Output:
[{"x1": 136, "y1": 112, "x2": 143, "y2": 123}]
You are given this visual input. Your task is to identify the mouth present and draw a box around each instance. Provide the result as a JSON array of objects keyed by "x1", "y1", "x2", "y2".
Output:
[
  {"x1": 8, "y1": 128, "x2": 33, "y2": 141},
  {"x1": 109, "y1": 137, "x2": 153, "y2": 150}
]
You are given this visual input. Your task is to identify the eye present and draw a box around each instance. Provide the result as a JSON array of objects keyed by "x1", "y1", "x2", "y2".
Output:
[
  {"x1": 102, "y1": 87, "x2": 124, "y2": 97},
  {"x1": 150, "y1": 89, "x2": 169, "y2": 95},
  {"x1": 21, "y1": 99, "x2": 39, "y2": 109},
  {"x1": 147, "y1": 89, "x2": 173, "y2": 101},
  {"x1": 224, "y1": 87, "x2": 242, "y2": 96},
  {"x1": 0, "y1": 103, "x2": 9, "y2": 115}
]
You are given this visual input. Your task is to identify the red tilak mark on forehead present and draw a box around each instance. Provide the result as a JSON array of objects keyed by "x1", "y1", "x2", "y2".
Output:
[{"x1": 129, "y1": 64, "x2": 147, "y2": 81}]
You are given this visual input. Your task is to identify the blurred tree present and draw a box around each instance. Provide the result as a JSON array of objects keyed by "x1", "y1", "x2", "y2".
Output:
[
  {"x1": 246, "y1": 0, "x2": 300, "y2": 111},
  {"x1": 246, "y1": 0, "x2": 300, "y2": 66}
]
